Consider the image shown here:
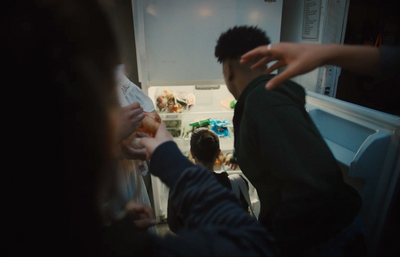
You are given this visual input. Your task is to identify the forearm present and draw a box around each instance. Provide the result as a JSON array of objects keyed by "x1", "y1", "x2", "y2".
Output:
[
  {"x1": 163, "y1": 167, "x2": 276, "y2": 256},
  {"x1": 323, "y1": 44, "x2": 381, "y2": 76},
  {"x1": 149, "y1": 142, "x2": 277, "y2": 256}
]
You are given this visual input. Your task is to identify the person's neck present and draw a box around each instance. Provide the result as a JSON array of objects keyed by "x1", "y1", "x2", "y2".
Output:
[
  {"x1": 235, "y1": 71, "x2": 264, "y2": 98},
  {"x1": 197, "y1": 161, "x2": 215, "y2": 173},
  {"x1": 203, "y1": 164, "x2": 215, "y2": 172}
]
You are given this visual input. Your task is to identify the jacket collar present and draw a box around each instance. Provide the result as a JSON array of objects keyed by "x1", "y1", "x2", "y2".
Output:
[{"x1": 232, "y1": 74, "x2": 273, "y2": 149}]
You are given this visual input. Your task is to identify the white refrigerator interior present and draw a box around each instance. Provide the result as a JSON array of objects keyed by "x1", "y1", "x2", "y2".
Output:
[
  {"x1": 131, "y1": 0, "x2": 399, "y2": 255},
  {"x1": 132, "y1": 0, "x2": 283, "y2": 222}
]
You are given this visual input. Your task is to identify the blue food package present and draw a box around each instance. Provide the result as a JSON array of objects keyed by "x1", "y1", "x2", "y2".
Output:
[{"x1": 209, "y1": 119, "x2": 232, "y2": 138}]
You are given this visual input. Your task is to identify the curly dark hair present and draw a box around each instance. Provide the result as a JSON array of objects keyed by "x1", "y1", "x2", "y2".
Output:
[{"x1": 215, "y1": 25, "x2": 271, "y2": 63}]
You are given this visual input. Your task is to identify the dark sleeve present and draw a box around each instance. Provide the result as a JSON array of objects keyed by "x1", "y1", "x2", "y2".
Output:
[
  {"x1": 166, "y1": 191, "x2": 180, "y2": 234},
  {"x1": 379, "y1": 46, "x2": 400, "y2": 83},
  {"x1": 149, "y1": 141, "x2": 278, "y2": 256}
]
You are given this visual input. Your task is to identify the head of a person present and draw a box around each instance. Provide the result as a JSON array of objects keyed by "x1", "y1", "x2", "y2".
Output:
[
  {"x1": 190, "y1": 128, "x2": 220, "y2": 170},
  {"x1": 4, "y1": 0, "x2": 123, "y2": 253},
  {"x1": 215, "y1": 25, "x2": 271, "y2": 99}
]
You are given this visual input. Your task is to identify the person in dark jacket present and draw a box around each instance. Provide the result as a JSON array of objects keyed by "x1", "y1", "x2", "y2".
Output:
[
  {"x1": 214, "y1": 26, "x2": 364, "y2": 256},
  {"x1": 4, "y1": 1, "x2": 279, "y2": 256},
  {"x1": 167, "y1": 127, "x2": 250, "y2": 233}
]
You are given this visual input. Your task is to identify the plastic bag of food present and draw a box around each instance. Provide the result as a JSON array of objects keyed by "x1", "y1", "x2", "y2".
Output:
[
  {"x1": 124, "y1": 111, "x2": 162, "y2": 149},
  {"x1": 155, "y1": 88, "x2": 194, "y2": 113},
  {"x1": 209, "y1": 119, "x2": 232, "y2": 138},
  {"x1": 176, "y1": 91, "x2": 195, "y2": 110},
  {"x1": 154, "y1": 88, "x2": 185, "y2": 113},
  {"x1": 136, "y1": 111, "x2": 162, "y2": 137}
]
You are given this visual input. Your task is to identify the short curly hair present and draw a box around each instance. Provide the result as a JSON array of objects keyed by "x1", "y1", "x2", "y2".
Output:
[{"x1": 215, "y1": 25, "x2": 271, "y2": 63}]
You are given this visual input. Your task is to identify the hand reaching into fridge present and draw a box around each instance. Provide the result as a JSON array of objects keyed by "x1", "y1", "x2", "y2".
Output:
[
  {"x1": 137, "y1": 122, "x2": 173, "y2": 159},
  {"x1": 225, "y1": 153, "x2": 239, "y2": 170}
]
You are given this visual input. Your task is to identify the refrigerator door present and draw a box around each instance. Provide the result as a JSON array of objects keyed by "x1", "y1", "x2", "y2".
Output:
[{"x1": 305, "y1": 90, "x2": 400, "y2": 254}]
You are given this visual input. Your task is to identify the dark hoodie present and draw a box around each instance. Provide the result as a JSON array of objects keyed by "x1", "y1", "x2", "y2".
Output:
[{"x1": 233, "y1": 74, "x2": 362, "y2": 253}]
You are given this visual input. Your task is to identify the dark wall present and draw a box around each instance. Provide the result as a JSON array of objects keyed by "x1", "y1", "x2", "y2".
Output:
[
  {"x1": 104, "y1": 0, "x2": 141, "y2": 87},
  {"x1": 336, "y1": 0, "x2": 400, "y2": 116}
]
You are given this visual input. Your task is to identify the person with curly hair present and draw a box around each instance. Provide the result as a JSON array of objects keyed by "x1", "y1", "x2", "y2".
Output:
[{"x1": 215, "y1": 26, "x2": 364, "y2": 256}]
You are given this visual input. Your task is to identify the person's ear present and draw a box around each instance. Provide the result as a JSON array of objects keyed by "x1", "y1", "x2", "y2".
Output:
[
  {"x1": 223, "y1": 62, "x2": 234, "y2": 81},
  {"x1": 190, "y1": 150, "x2": 197, "y2": 160}
]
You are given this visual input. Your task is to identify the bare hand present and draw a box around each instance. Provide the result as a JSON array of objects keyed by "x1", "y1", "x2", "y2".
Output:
[
  {"x1": 117, "y1": 102, "x2": 145, "y2": 141},
  {"x1": 126, "y1": 201, "x2": 157, "y2": 231},
  {"x1": 240, "y1": 43, "x2": 327, "y2": 90},
  {"x1": 120, "y1": 132, "x2": 150, "y2": 160},
  {"x1": 137, "y1": 122, "x2": 173, "y2": 160},
  {"x1": 224, "y1": 153, "x2": 238, "y2": 170}
]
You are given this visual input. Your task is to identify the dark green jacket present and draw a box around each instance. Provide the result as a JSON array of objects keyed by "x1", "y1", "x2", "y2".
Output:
[{"x1": 233, "y1": 74, "x2": 362, "y2": 250}]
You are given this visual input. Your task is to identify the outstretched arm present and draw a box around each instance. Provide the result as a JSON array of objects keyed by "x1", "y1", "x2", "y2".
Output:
[
  {"x1": 240, "y1": 43, "x2": 381, "y2": 90},
  {"x1": 138, "y1": 123, "x2": 278, "y2": 256}
]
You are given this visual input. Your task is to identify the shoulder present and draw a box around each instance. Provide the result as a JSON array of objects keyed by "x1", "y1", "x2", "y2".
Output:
[
  {"x1": 214, "y1": 172, "x2": 232, "y2": 189},
  {"x1": 246, "y1": 79, "x2": 305, "y2": 111},
  {"x1": 214, "y1": 172, "x2": 230, "y2": 181}
]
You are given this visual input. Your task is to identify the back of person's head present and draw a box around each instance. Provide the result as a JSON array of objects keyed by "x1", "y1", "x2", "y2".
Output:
[
  {"x1": 215, "y1": 25, "x2": 271, "y2": 63},
  {"x1": 190, "y1": 128, "x2": 220, "y2": 167},
  {"x1": 3, "y1": 0, "x2": 121, "y2": 254}
]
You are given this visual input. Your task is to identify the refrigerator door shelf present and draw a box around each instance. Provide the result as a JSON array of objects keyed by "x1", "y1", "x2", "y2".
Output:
[{"x1": 305, "y1": 90, "x2": 399, "y2": 252}]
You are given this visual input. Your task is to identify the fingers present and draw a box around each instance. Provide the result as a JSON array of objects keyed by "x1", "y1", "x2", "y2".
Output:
[
  {"x1": 135, "y1": 132, "x2": 151, "y2": 138},
  {"x1": 263, "y1": 60, "x2": 286, "y2": 75},
  {"x1": 134, "y1": 218, "x2": 157, "y2": 229},
  {"x1": 126, "y1": 202, "x2": 157, "y2": 229},
  {"x1": 240, "y1": 45, "x2": 271, "y2": 63},
  {"x1": 125, "y1": 102, "x2": 144, "y2": 123},
  {"x1": 123, "y1": 145, "x2": 147, "y2": 160},
  {"x1": 265, "y1": 66, "x2": 299, "y2": 90},
  {"x1": 130, "y1": 108, "x2": 145, "y2": 122},
  {"x1": 130, "y1": 203, "x2": 155, "y2": 220},
  {"x1": 136, "y1": 137, "x2": 153, "y2": 160},
  {"x1": 120, "y1": 138, "x2": 147, "y2": 160},
  {"x1": 250, "y1": 56, "x2": 270, "y2": 70},
  {"x1": 137, "y1": 122, "x2": 173, "y2": 158},
  {"x1": 127, "y1": 102, "x2": 141, "y2": 110},
  {"x1": 155, "y1": 122, "x2": 173, "y2": 140},
  {"x1": 230, "y1": 164, "x2": 238, "y2": 170}
]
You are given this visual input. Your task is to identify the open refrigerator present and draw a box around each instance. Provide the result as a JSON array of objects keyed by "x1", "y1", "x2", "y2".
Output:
[
  {"x1": 131, "y1": 0, "x2": 399, "y2": 255},
  {"x1": 147, "y1": 84, "x2": 262, "y2": 221}
]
